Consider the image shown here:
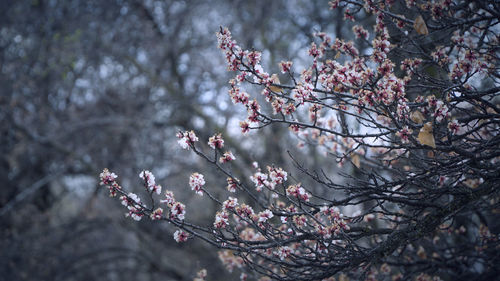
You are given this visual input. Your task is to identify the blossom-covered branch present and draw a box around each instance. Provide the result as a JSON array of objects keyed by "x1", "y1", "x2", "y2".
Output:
[{"x1": 100, "y1": 1, "x2": 499, "y2": 280}]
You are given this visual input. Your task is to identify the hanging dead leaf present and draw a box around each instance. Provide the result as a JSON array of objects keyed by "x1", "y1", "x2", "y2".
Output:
[
  {"x1": 351, "y1": 154, "x2": 360, "y2": 169},
  {"x1": 410, "y1": 110, "x2": 426, "y2": 124},
  {"x1": 417, "y1": 246, "x2": 427, "y2": 260},
  {"x1": 269, "y1": 74, "x2": 282, "y2": 93},
  {"x1": 414, "y1": 15, "x2": 429, "y2": 35},
  {"x1": 418, "y1": 122, "x2": 436, "y2": 148},
  {"x1": 338, "y1": 274, "x2": 350, "y2": 281},
  {"x1": 463, "y1": 178, "x2": 480, "y2": 188},
  {"x1": 335, "y1": 51, "x2": 341, "y2": 59}
]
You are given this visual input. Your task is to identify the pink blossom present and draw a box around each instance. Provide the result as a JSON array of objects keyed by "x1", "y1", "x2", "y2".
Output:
[
  {"x1": 328, "y1": 0, "x2": 340, "y2": 9},
  {"x1": 236, "y1": 204, "x2": 255, "y2": 217},
  {"x1": 434, "y1": 101, "x2": 449, "y2": 123},
  {"x1": 258, "y1": 209, "x2": 274, "y2": 222},
  {"x1": 124, "y1": 193, "x2": 143, "y2": 221},
  {"x1": 226, "y1": 177, "x2": 238, "y2": 193},
  {"x1": 229, "y1": 87, "x2": 250, "y2": 105},
  {"x1": 119, "y1": 195, "x2": 128, "y2": 206},
  {"x1": 189, "y1": 172, "x2": 205, "y2": 196},
  {"x1": 208, "y1": 133, "x2": 224, "y2": 149},
  {"x1": 247, "y1": 50, "x2": 261, "y2": 67},
  {"x1": 220, "y1": 151, "x2": 236, "y2": 163},
  {"x1": 173, "y1": 229, "x2": 189, "y2": 242},
  {"x1": 396, "y1": 127, "x2": 413, "y2": 144},
  {"x1": 239, "y1": 120, "x2": 250, "y2": 134},
  {"x1": 353, "y1": 25, "x2": 369, "y2": 40},
  {"x1": 250, "y1": 172, "x2": 268, "y2": 191},
  {"x1": 279, "y1": 61, "x2": 293, "y2": 73},
  {"x1": 160, "y1": 190, "x2": 176, "y2": 207},
  {"x1": 99, "y1": 168, "x2": 117, "y2": 185},
  {"x1": 271, "y1": 98, "x2": 285, "y2": 115},
  {"x1": 222, "y1": 197, "x2": 238, "y2": 210},
  {"x1": 275, "y1": 246, "x2": 292, "y2": 260},
  {"x1": 214, "y1": 211, "x2": 229, "y2": 229},
  {"x1": 293, "y1": 215, "x2": 307, "y2": 227},
  {"x1": 292, "y1": 83, "x2": 313, "y2": 105},
  {"x1": 247, "y1": 99, "x2": 260, "y2": 122},
  {"x1": 170, "y1": 201, "x2": 186, "y2": 220},
  {"x1": 439, "y1": 176, "x2": 448, "y2": 187},
  {"x1": 308, "y1": 42, "x2": 320, "y2": 58},
  {"x1": 139, "y1": 170, "x2": 155, "y2": 186},
  {"x1": 284, "y1": 103, "x2": 296, "y2": 115},
  {"x1": 177, "y1": 130, "x2": 199, "y2": 150},
  {"x1": 448, "y1": 120, "x2": 460, "y2": 135},
  {"x1": 286, "y1": 184, "x2": 311, "y2": 202},
  {"x1": 139, "y1": 170, "x2": 161, "y2": 195},
  {"x1": 268, "y1": 166, "x2": 287, "y2": 185},
  {"x1": 150, "y1": 207, "x2": 163, "y2": 220},
  {"x1": 99, "y1": 169, "x2": 121, "y2": 197}
]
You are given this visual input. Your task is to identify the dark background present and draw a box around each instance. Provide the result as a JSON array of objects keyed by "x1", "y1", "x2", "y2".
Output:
[{"x1": 0, "y1": 0, "x2": 348, "y2": 280}]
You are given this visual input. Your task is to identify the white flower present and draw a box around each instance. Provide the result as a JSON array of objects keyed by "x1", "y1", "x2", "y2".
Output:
[
  {"x1": 189, "y1": 173, "x2": 205, "y2": 196},
  {"x1": 177, "y1": 137, "x2": 190, "y2": 149},
  {"x1": 258, "y1": 209, "x2": 274, "y2": 222},
  {"x1": 170, "y1": 202, "x2": 185, "y2": 220},
  {"x1": 222, "y1": 197, "x2": 238, "y2": 210},
  {"x1": 173, "y1": 229, "x2": 189, "y2": 242}
]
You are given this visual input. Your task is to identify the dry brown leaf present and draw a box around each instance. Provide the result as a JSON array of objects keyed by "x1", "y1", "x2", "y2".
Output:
[
  {"x1": 463, "y1": 178, "x2": 480, "y2": 188},
  {"x1": 269, "y1": 74, "x2": 282, "y2": 93},
  {"x1": 351, "y1": 154, "x2": 360, "y2": 168},
  {"x1": 414, "y1": 15, "x2": 429, "y2": 35},
  {"x1": 410, "y1": 110, "x2": 426, "y2": 124},
  {"x1": 418, "y1": 122, "x2": 436, "y2": 148},
  {"x1": 417, "y1": 246, "x2": 427, "y2": 260},
  {"x1": 339, "y1": 274, "x2": 350, "y2": 281}
]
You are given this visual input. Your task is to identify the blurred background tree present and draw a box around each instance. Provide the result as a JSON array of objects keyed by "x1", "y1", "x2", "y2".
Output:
[{"x1": 0, "y1": 0, "x2": 345, "y2": 280}]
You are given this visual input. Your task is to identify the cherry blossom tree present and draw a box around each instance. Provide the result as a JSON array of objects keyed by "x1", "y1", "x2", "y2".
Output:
[{"x1": 100, "y1": 1, "x2": 500, "y2": 280}]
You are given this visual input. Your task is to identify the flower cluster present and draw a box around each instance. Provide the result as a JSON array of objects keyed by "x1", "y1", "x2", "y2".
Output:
[
  {"x1": 286, "y1": 183, "x2": 311, "y2": 202},
  {"x1": 396, "y1": 127, "x2": 413, "y2": 144},
  {"x1": 219, "y1": 151, "x2": 235, "y2": 163},
  {"x1": 176, "y1": 130, "x2": 198, "y2": 150},
  {"x1": 139, "y1": 170, "x2": 161, "y2": 195},
  {"x1": 173, "y1": 229, "x2": 189, "y2": 243},
  {"x1": 120, "y1": 193, "x2": 144, "y2": 221},
  {"x1": 226, "y1": 177, "x2": 239, "y2": 193},
  {"x1": 214, "y1": 211, "x2": 229, "y2": 229},
  {"x1": 189, "y1": 172, "x2": 205, "y2": 196},
  {"x1": 170, "y1": 201, "x2": 186, "y2": 220},
  {"x1": 99, "y1": 168, "x2": 120, "y2": 196},
  {"x1": 279, "y1": 61, "x2": 292, "y2": 73},
  {"x1": 257, "y1": 209, "x2": 273, "y2": 223},
  {"x1": 150, "y1": 207, "x2": 163, "y2": 220},
  {"x1": 208, "y1": 133, "x2": 224, "y2": 149}
]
